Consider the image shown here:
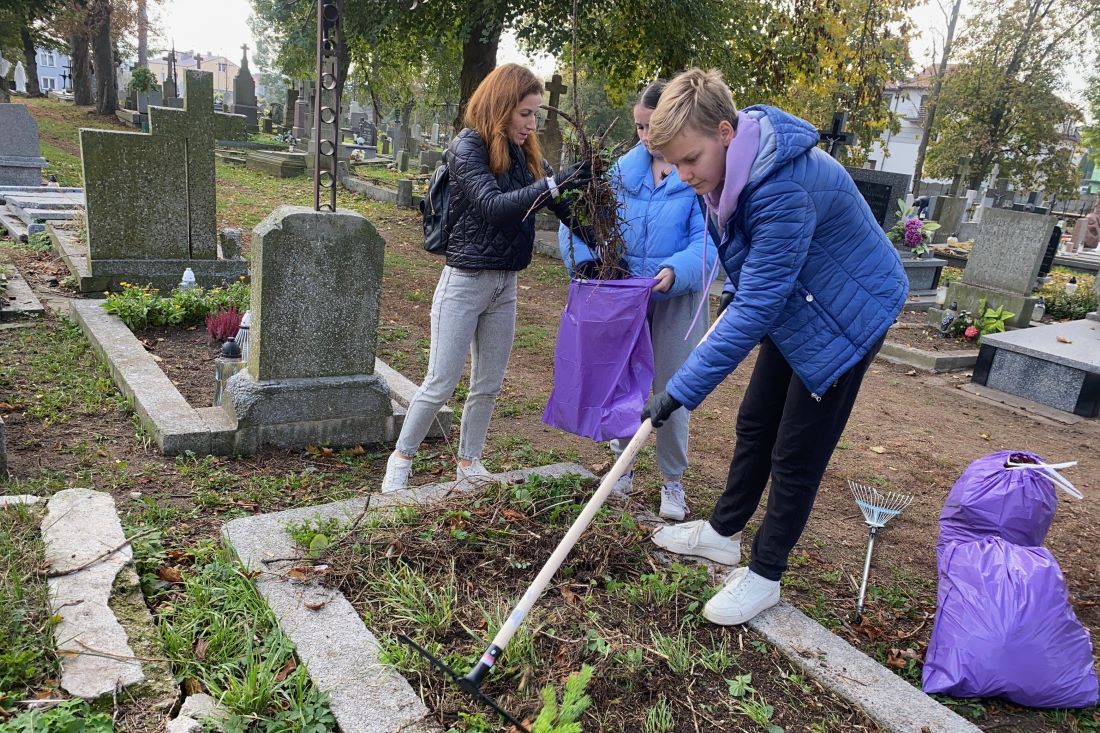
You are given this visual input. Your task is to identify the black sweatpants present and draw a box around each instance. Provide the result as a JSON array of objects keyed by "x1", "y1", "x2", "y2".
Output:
[{"x1": 708, "y1": 336, "x2": 883, "y2": 581}]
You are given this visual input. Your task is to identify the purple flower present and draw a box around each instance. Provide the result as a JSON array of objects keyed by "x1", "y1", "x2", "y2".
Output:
[{"x1": 904, "y1": 217, "x2": 925, "y2": 248}]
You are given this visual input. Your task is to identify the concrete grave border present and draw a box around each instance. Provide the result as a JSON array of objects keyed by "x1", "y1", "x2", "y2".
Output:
[
  {"x1": 1, "y1": 261, "x2": 45, "y2": 319},
  {"x1": 224, "y1": 464, "x2": 979, "y2": 733},
  {"x1": 69, "y1": 299, "x2": 450, "y2": 455}
]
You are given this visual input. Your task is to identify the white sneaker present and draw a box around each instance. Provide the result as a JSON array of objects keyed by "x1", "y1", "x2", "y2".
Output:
[
  {"x1": 456, "y1": 458, "x2": 494, "y2": 483},
  {"x1": 381, "y1": 453, "x2": 413, "y2": 493},
  {"x1": 658, "y1": 481, "x2": 689, "y2": 521},
  {"x1": 651, "y1": 520, "x2": 741, "y2": 565},
  {"x1": 611, "y1": 470, "x2": 634, "y2": 496},
  {"x1": 703, "y1": 567, "x2": 780, "y2": 626}
]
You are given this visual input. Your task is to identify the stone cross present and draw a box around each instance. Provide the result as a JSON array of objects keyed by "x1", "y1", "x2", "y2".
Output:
[
  {"x1": 542, "y1": 74, "x2": 568, "y2": 170},
  {"x1": 81, "y1": 70, "x2": 247, "y2": 261},
  {"x1": 818, "y1": 112, "x2": 856, "y2": 159},
  {"x1": 545, "y1": 73, "x2": 567, "y2": 122}
]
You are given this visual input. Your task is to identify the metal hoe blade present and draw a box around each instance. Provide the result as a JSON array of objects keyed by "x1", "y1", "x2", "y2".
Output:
[
  {"x1": 848, "y1": 480, "x2": 913, "y2": 623},
  {"x1": 396, "y1": 634, "x2": 531, "y2": 733}
]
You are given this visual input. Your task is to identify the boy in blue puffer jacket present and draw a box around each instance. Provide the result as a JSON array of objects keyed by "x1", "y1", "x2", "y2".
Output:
[
  {"x1": 559, "y1": 80, "x2": 716, "y2": 523},
  {"x1": 640, "y1": 68, "x2": 906, "y2": 626}
]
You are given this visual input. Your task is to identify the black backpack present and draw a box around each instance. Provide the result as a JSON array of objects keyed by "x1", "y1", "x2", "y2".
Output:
[{"x1": 421, "y1": 152, "x2": 459, "y2": 255}]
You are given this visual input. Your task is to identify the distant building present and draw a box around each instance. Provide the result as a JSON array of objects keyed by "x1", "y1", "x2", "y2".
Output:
[
  {"x1": 35, "y1": 48, "x2": 71, "y2": 92},
  {"x1": 146, "y1": 50, "x2": 265, "y2": 102},
  {"x1": 865, "y1": 66, "x2": 944, "y2": 178}
]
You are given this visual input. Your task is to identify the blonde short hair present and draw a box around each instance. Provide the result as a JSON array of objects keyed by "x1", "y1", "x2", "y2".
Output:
[{"x1": 648, "y1": 68, "x2": 738, "y2": 150}]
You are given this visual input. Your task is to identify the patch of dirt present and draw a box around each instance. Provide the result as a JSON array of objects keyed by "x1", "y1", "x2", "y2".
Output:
[
  {"x1": 133, "y1": 325, "x2": 222, "y2": 408},
  {"x1": 885, "y1": 324, "x2": 978, "y2": 352},
  {"x1": 313, "y1": 475, "x2": 881, "y2": 732}
]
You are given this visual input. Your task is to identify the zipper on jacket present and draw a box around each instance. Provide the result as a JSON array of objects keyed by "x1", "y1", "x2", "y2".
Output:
[{"x1": 810, "y1": 392, "x2": 821, "y2": 402}]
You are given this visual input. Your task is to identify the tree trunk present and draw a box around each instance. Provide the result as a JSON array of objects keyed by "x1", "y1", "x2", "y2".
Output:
[
  {"x1": 70, "y1": 34, "x2": 94, "y2": 105},
  {"x1": 137, "y1": 0, "x2": 148, "y2": 67},
  {"x1": 91, "y1": 0, "x2": 116, "y2": 115},
  {"x1": 911, "y1": 0, "x2": 962, "y2": 196},
  {"x1": 454, "y1": 19, "x2": 503, "y2": 132},
  {"x1": 20, "y1": 27, "x2": 42, "y2": 97}
]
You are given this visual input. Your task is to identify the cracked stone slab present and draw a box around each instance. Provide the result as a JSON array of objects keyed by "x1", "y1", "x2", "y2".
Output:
[
  {"x1": 43, "y1": 488, "x2": 144, "y2": 698},
  {"x1": 224, "y1": 463, "x2": 594, "y2": 733}
]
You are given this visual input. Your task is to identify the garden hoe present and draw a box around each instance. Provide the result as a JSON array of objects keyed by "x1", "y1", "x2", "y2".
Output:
[
  {"x1": 399, "y1": 311, "x2": 725, "y2": 730},
  {"x1": 398, "y1": 419, "x2": 653, "y2": 732}
]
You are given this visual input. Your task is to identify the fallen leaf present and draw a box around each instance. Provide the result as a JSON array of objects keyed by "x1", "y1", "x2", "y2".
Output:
[
  {"x1": 501, "y1": 509, "x2": 526, "y2": 522},
  {"x1": 348, "y1": 444, "x2": 366, "y2": 456},
  {"x1": 285, "y1": 566, "x2": 317, "y2": 581},
  {"x1": 157, "y1": 566, "x2": 183, "y2": 583},
  {"x1": 304, "y1": 599, "x2": 327, "y2": 611},
  {"x1": 979, "y1": 433, "x2": 990, "y2": 440},
  {"x1": 560, "y1": 586, "x2": 578, "y2": 605},
  {"x1": 273, "y1": 658, "x2": 296, "y2": 683},
  {"x1": 1056, "y1": 336, "x2": 1073, "y2": 344},
  {"x1": 193, "y1": 638, "x2": 208, "y2": 661},
  {"x1": 183, "y1": 678, "x2": 203, "y2": 695},
  {"x1": 870, "y1": 446, "x2": 886, "y2": 454},
  {"x1": 885, "y1": 649, "x2": 907, "y2": 669}
]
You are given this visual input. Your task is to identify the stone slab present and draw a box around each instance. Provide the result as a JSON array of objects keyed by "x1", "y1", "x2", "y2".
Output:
[
  {"x1": 0, "y1": 494, "x2": 43, "y2": 506},
  {"x1": 748, "y1": 603, "x2": 981, "y2": 733},
  {"x1": 246, "y1": 150, "x2": 306, "y2": 178},
  {"x1": 973, "y1": 337, "x2": 1099, "y2": 417},
  {"x1": 10, "y1": 205, "x2": 81, "y2": 225},
  {"x1": 43, "y1": 489, "x2": 144, "y2": 698},
  {"x1": 223, "y1": 464, "x2": 590, "y2": 733},
  {"x1": 846, "y1": 168, "x2": 910, "y2": 230},
  {"x1": 2, "y1": 190, "x2": 86, "y2": 208},
  {"x1": 941, "y1": 281, "x2": 1037, "y2": 329},
  {"x1": 978, "y1": 319, "x2": 1100, "y2": 373},
  {"x1": 878, "y1": 340, "x2": 978, "y2": 372},
  {"x1": 0, "y1": 185, "x2": 84, "y2": 200},
  {"x1": 1, "y1": 263, "x2": 45, "y2": 319}
]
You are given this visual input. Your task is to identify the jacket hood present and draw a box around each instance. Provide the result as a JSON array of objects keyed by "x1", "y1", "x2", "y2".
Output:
[{"x1": 742, "y1": 105, "x2": 820, "y2": 185}]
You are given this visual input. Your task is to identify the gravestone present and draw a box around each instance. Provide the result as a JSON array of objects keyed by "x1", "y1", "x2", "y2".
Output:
[
  {"x1": 292, "y1": 98, "x2": 309, "y2": 139},
  {"x1": 933, "y1": 207, "x2": 1054, "y2": 328},
  {"x1": 77, "y1": 70, "x2": 248, "y2": 292},
  {"x1": 230, "y1": 45, "x2": 259, "y2": 133},
  {"x1": 431, "y1": 122, "x2": 440, "y2": 146},
  {"x1": 223, "y1": 206, "x2": 393, "y2": 452},
  {"x1": 284, "y1": 88, "x2": 298, "y2": 129},
  {"x1": 542, "y1": 74, "x2": 567, "y2": 170},
  {"x1": 0, "y1": 105, "x2": 47, "y2": 185},
  {"x1": 931, "y1": 196, "x2": 967, "y2": 242},
  {"x1": 379, "y1": 136, "x2": 391, "y2": 156},
  {"x1": 846, "y1": 168, "x2": 910, "y2": 230}
]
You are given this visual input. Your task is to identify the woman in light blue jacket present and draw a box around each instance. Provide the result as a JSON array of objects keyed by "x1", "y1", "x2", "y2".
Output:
[{"x1": 558, "y1": 80, "x2": 716, "y2": 522}]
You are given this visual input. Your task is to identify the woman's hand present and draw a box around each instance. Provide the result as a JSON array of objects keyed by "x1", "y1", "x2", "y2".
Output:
[{"x1": 652, "y1": 267, "x2": 675, "y2": 293}]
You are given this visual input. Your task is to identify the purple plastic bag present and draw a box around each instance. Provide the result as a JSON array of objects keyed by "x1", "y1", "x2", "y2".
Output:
[
  {"x1": 922, "y1": 537, "x2": 1098, "y2": 708},
  {"x1": 938, "y1": 451, "x2": 1057, "y2": 548},
  {"x1": 542, "y1": 278, "x2": 655, "y2": 441}
]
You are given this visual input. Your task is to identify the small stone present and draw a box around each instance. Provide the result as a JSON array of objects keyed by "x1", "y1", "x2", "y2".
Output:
[
  {"x1": 0, "y1": 494, "x2": 42, "y2": 507},
  {"x1": 178, "y1": 693, "x2": 227, "y2": 722},
  {"x1": 129, "y1": 491, "x2": 142, "y2": 499},
  {"x1": 165, "y1": 715, "x2": 201, "y2": 733}
]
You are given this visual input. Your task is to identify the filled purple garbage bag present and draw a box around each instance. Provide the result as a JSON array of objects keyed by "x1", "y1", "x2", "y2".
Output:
[
  {"x1": 922, "y1": 537, "x2": 1098, "y2": 708},
  {"x1": 542, "y1": 278, "x2": 655, "y2": 441},
  {"x1": 938, "y1": 451, "x2": 1058, "y2": 548}
]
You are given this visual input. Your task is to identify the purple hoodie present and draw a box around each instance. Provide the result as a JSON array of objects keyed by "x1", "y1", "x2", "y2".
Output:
[{"x1": 704, "y1": 111, "x2": 761, "y2": 228}]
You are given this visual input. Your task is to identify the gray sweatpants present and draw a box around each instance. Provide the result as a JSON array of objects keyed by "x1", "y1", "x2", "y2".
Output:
[
  {"x1": 395, "y1": 266, "x2": 518, "y2": 461},
  {"x1": 612, "y1": 290, "x2": 708, "y2": 480}
]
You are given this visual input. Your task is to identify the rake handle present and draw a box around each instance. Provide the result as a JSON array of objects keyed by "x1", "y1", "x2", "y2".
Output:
[
  {"x1": 854, "y1": 525, "x2": 879, "y2": 622},
  {"x1": 464, "y1": 419, "x2": 655, "y2": 686}
]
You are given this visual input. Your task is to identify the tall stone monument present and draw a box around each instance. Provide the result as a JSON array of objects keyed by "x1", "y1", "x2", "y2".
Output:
[{"x1": 230, "y1": 44, "x2": 259, "y2": 133}]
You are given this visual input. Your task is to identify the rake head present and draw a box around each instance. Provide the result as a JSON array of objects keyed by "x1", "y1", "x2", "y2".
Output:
[{"x1": 849, "y1": 480, "x2": 913, "y2": 528}]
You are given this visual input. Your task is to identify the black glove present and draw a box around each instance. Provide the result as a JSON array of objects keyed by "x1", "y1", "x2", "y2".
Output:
[
  {"x1": 556, "y1": 160, "x2": 592, "y2": 191},
  {"x1": 717, "y1": 291, "x2": 734, "y2": 316},
  {"x1": 573, "y1": 260, "x2": 601, "y2": 280},
  {"x1": 642, "y1": 391, "x2": 682, "y2": 428}
]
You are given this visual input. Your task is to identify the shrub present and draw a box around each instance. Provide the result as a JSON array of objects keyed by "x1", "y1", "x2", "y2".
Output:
[
  {"x1": 103, "y1": 280, "x2": 249, "y2": 331},
  {"x1": 206, "y1": 307, "x2": 243, "y2": 342},
  {"x1": 1037, "y1": 272, "x2": 1097, "y2": 321}
]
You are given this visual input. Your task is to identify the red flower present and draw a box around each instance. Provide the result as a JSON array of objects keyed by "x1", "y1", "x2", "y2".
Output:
[{"x1": 964, "y1": 325, "x2": 979, "y2": 340}]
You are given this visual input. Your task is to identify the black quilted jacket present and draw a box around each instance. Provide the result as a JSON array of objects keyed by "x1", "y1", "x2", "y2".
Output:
[{"x1": 446, "y1": 128, "x2": 573, "y2": 271}]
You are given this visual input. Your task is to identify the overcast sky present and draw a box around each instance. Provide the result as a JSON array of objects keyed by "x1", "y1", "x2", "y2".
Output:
[{"x1": 155, "y1": 0, "x2": 1086, "y2": 110}]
